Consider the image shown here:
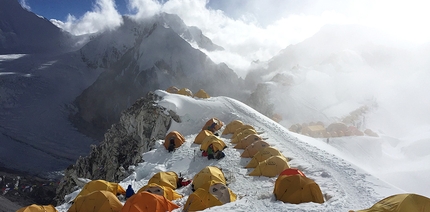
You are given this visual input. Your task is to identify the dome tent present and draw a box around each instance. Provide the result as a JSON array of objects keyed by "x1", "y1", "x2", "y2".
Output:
[
  {"x1": 121, "y1": 191, "x2": 179, "y2": 212},
  {"x1": 74, "y1": 180, "x2": 125, "y2": 201},
  {"x1": 137, "y1": 183, "x2": 182, "y2": 201},
  {"x1": 148, "y1": 171, "x2": 179, "y2": 190},
  {"x1": 245, "y1": 146, "x2": 283, "y2": 168},
  {"x1": 274, "y1": 174, "x2": 324, "y2": 204},
  {"x1": 222, "y1": 120, "x2": 244, "y2": 135},
  {"x1": 163, "y1": 131, "x2": 185, "y2": 150},
  {"x1": 69, "y1": 190, "x2": 123, "y2": 212},
  {"x1": 249, "y1": 155, "x2": 290, "y2": 177}
]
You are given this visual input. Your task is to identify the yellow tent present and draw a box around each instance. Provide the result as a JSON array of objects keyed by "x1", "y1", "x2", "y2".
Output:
[
  {"x1": 353, "y1": 193, "x2": 430, "y2": 212},
  {"x1": 202, "y1": 118, "x2": 224, "y2": 132},
  {"x1": 231, "y1": 128, "x2": 258, "y2": 144},
  {"x1": 245, "y1": 146, "x2": 283, "y2": 168},
  {"x1": 177, "y1": 88, "x2": 193, "y2": 96},
  {"x1": 194, "y1": 130, "x2": 214, "y2": 144},
  {"x1": 74, "y1": 180, "x2": 125, "y2": 200},
  {"x1": 231, "y1": 125, "x2": 256, "y2": 140},
  {"x1": 194, "y1": 89, "x2": 210, "y2": 98},
  {"x1": 222, "y1": 120, "x2": 244, "y2": 135},
  {"x1": 148, "y1": 171, "x2": 179, "y2": 190},
  {"x1": 121, "y1": 191, "x2": 179, "y2": 212},
  {"x1": 274, "y1": 174, "x2": 324, "y2": 204},
  {"x1": 163, "y1": 131, "x2": 185, "y2": 150},
  {"x1": 183, "y1": 181, "x2": 237, "y2": 212},
  {"x1": 16, "y1": 204, "x2": 58, "y2": 212},
  {"x1": 200, "y1": 135, "x2": 226, "y2": 152},
  {"x1": 249, "y1": 155, "x2": 290, "y2": 177},
  {"x1": 137, "y1": 183, "x2": 182, "y2": 201},
  {"x1": 165, "y1": 86, "x2": 179, "y2": 94},
  {"x1": 192, "y1": 166, "x2": 226, "y2": 191},
  {"x1": 69, "y1": 190, "x2": 123, "y2": 212},
  {"x1": 234, "y1": 134, "x2": 263, "y2": 149},
  {"x1": 241, "y1": 140, "x2": 270, "y2": 158}
]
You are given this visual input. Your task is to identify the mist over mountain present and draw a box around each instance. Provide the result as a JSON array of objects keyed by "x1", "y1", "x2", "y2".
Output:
[{"x1": 71, "y1": 13, "x2": 244, "y2": 139}]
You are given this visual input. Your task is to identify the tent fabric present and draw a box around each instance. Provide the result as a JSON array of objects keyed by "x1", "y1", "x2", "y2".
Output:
[
  {"x1": 231, "y1": 128, "x2": 258, "y2": 144},
  {"x1": 17, "y1": 204, "x2": 58, "y2": 212},
  {"x1": 222, "y1": 120, "x2": 244, "y2": 135},
  {"x1": 163, "y1": 131, "x2": 185, "y2": 150},
  {"x1": 274, "y1": 174, "x2": 324, "y2": 204},
  {"x1": 231, "y1": 125, "x2": 256, "y2": 140},
  {"x1": 234, "y1": 134, "x2": 263, "y2": 149},
  {"x1": 194, "y1": 130, "x2": 214, "y2": 144},
  {"x1": 165, "y1": 86, "x2": 179, "y2": 94},
  {"x1": 355, "y1": 193, "x2": 430, "y2": 212},
  {"x1": 148, "y1": 171, "x2": 179, "y2": 190},
  {"x1": 74, "y1": 180, "x2": 125, "y2": 200},
  {"x1": 137, "y1": 183, "x2": 182, "y2": 201},
  {"x1": 183, "y1": 188, "x2": 223, "y2": 212},
  {"x1": 192, "y1": 166, "x2": 227, "y2": 191},
  {"x1": 121, "y1": 191, "x2": 179, "y2": 212},
  {"x1": 183, "y1": 181, "x2": 237, "y2": 212},
  {"x1": 68, "y1": 190, "x2": 123, "y2": 212},
  {"x1": 194, "y1": 89, "x2": 210, "y2": 99},
  {"x1": 241, "y1": 140, "x2": 270, "y2": 158},
  {"x1": 280, "y1": 168, "x2": 306, "y2": 177},
  {"x1": 249, "y1": 155, "x2": 290, "y2": 177},
  {"x1": 177, "y1": 88, "x2": 193, "y2": 96},
  {"x1": 202, "y1": 118, "x2": 224, "y2": 132},
  {"x1": 200, "y1": 135, "x2": 227, "y2": 152},
  {"x1": 245, "y1": 146, "x2": 283, "y2": 168},
  {"x1": 200, "y1": 180, "x2": 237, "y2": 204}
]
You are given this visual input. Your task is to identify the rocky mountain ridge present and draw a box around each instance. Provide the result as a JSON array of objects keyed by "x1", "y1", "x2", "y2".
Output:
[{"x1": 55, "y1": 91, "x2": 179, "y2": 204}]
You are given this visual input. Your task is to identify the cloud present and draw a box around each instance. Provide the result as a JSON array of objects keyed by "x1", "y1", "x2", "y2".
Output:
[
  {"x1": 57, "y1": 0, "x2": 123, "y2": 35},
  {"x1": 127, "y1": 0, "x2": 162, "y2": 20},
  {"x1": 19, "y1": 0, "x2": 30, "y2": 10}
]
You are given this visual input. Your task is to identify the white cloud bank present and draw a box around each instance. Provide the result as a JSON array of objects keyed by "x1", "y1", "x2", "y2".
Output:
[{"x1": 44, "y1": 0, "x2": 430, "y2": 77}]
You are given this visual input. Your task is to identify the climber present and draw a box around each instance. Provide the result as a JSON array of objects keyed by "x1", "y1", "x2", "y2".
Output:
[
  {"x1": 167, "y1": 138, "x2": 175, "y2": 153},
  {"x1": 125, "y1": 184, "x2": 135, "y2": 199},
  {"x1": 207, "y1": 144, "x2": 214, "y2": 160}
]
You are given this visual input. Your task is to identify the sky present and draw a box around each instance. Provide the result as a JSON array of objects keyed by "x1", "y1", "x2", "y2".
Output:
[
  {"x1": 49, "y1": 89, "x2": 427, "y2": 211},
  {"x1": 20, "y1": 0, "x2": 430, "y2": 74}
]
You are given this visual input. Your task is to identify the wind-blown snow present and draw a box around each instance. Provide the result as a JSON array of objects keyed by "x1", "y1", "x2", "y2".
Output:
[{"x1": 56, "y1": 90, "x2": 412, "y2": 211}]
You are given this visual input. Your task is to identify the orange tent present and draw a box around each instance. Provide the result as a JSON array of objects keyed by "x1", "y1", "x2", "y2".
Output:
[
  {"x1": 280, "y1": 168, "x2": 305, "y2": 177},
  {"x1": 69, "y1": 190, "x2": 123, "y2": 212},
  {"x1": 234, "y1": 134, "x2": 263, "y2": 149},
  {"x1": 274, "y1": 174, "x2": 324, "y2": 204},
  {"x1": 194, "y1": 130, "x2": 214, "y2": 144},
  {"x1": 202, "y1": 118, "x2": 224, "y2": 132},
  {"x1": 137, "y1": 183, "x2": 182, "y2": 201},
  {"x1": 148, "y1": 171, "x2": 179, "y2": 190},
  {"x1": 222, "y1": 120, "x2": 244, "y2": 135},
  {"x1": 121, "y1": 191, "x2": 179, "y2": 212},
  {"x1": 241, "y1": 140, "x2": 270, "y2": 158},
  {"x1": 163, "y1": 131, "x2": 185, "y2": 150},
  {"x1": 17, "y1": 204, "x2": 58, "y2": 212},
  {"x1": 231, "y1": 128, "x2": 258, "y2": 144}
]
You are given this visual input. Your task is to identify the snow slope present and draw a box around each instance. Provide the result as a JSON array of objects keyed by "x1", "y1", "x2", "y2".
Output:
[{"x1": 56, "y1": 90, "x2": 405, "y2": 212}]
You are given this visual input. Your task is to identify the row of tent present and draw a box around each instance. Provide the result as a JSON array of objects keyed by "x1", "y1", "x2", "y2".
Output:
[
  {"x1": 165, "y1": 86, "x2": 211, "y2": 99},
  {"x1": 17, "y1": 192, "x2": 430, "y2": 212}
]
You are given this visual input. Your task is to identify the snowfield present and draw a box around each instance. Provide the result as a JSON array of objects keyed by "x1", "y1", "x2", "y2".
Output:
[{"x1": 56, "y1": 90, "x2": 404, "y2": 212}]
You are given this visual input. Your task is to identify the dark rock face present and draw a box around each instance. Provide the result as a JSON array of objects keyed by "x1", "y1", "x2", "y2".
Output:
[
  {"x1": 71, "y1": 15, "x2": 245, "y2": 140},
  {"x1": 55, "y1": 92, "x2": 179, "y2": 204}
]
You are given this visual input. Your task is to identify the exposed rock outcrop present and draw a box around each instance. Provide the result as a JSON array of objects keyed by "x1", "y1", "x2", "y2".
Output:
[{"x1": 55, "y1": 91, "x2": 179, "y2": 205}]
